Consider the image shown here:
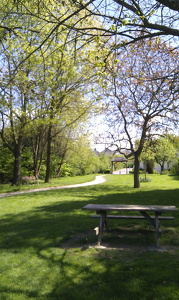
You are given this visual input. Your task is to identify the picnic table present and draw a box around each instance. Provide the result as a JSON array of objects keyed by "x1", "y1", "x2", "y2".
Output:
[{"x1": 82, "y1": 204, "x2": 178, "y2": 247}]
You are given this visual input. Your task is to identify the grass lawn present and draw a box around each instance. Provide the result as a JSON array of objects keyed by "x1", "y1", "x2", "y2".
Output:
[
  {"x1": 0, "y1": 174, "x2": 178, "y2": 300},
  {"x1": 0, "y1": 174, "x2": 97, "y2": 194}
]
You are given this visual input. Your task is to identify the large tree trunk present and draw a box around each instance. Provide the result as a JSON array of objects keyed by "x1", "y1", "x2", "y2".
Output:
[
  {"x1": 12, "y1": 144, "x2": 22, "y2": 186},
  {"x1": 134, "y1": 154, "x2": 140, "y2": 188},
  {"x1": 45, "y1": 125, "x2": 52, "y2": 183}
]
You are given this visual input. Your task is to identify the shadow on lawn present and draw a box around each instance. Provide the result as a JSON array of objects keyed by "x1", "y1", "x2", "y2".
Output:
[
  {"x1": 39, "y1": 248, "x2": 179, "y2": 300},
  {"x1": 0, "y1": 186, "x2": 179, "y2": 299},
  {"x1": 0, "y1": 186, "x2": 178, "y2": 251}
]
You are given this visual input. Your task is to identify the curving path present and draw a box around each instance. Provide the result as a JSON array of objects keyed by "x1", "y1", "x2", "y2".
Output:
[{"x1": 0, "y1": 175, "x2": 106, "y2": 199}]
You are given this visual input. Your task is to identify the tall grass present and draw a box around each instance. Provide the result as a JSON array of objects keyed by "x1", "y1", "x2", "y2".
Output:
[{"x1": 0, "y1": 174, "x2": 178, "y2": 299}]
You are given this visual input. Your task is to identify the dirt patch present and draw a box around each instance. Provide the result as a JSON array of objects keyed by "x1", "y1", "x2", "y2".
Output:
[{"x1": 60, "y1": 229, "x2": 179, "y2": 253}]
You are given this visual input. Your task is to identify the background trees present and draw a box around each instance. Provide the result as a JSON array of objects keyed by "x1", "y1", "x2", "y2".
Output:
[
  {"x1": 102, "y1": 39, "x2": 179, "y2": 187},
  {"x1": 0, "y1": 2, "x2": 103, "y2": 185},
  {"x1": 0, "y1": 1, "x2": 179, "y2": 186},
  {"x1": 154, "y1": 137, "x2": 177, "y2": 173}
]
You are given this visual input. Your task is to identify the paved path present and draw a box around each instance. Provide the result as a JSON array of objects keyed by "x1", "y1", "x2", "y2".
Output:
[
  {"x1": 113, "y1": 168, "x2": 133, "y2": 175},
  {"x1": 0, "y1": 175, "x2": 106, "y2": 199}
]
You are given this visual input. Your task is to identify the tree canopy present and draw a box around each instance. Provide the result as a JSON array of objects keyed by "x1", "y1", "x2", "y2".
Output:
[
  {"x1": 1, "y1": 1, "x2": 179, "y2": 54},
  {"x1": 0, "y1": 0, "x2": 179, "y2": 186}
]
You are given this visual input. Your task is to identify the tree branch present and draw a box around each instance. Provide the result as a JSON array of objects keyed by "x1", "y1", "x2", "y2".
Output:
[{"x1": 156, "y1": 0, "x2": 179, "y2": 11}]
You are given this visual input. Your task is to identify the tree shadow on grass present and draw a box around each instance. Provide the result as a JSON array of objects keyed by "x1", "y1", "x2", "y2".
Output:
[
  {"x1": 0, "y1": 186, "x2": 178, "y2": 251},
  {"x1": 0, "y1": 186, "x2": 179, "y2": 299},
  {"x1": 1, "y1": 244, "x2": 179, "y2": 300},
  {"x1": 40, "y1": 247, "x2": 179, "y2": 300}
]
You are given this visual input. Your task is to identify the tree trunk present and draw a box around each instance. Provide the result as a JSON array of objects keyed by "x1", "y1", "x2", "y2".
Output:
[
  {"x1": 12, "y1": 144, "x2": 22, "y2": 186},
  {"x1": 144, "y1": 160, "x2": 147, "y2": 180},
  {"x1": 45, "y1": 125, "x2": 52, "y2": 183},
  {"x1": 134, "y1": 154, "x2": 140, "y2": 188},
  {"x1": 33, "y1": 139, "x2": 46, "y2": 180},
  {"x1": 56, "y1": 156, "x2": 66, "y2": 177},
  {"x1": 56, "y1": 143, "x2": 68, "y2": 177},
  {"x1": 161, "y1": 163, "x2": 164, "y2": 174},
  {"x1": 146, "y1": 160, "x2": 154, "y2": 174}
]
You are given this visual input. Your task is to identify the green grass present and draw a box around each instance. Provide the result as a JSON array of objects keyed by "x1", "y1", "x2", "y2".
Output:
[
  {"x1": 0, "y1": 174, "x2": 97, "y2": 194},
  {"x1": 0, "y1": 174, "x2": 178, "y2": 299}
]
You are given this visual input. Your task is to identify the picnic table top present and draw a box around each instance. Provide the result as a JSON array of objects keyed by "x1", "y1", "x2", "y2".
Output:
[{"x1": 82, "y1": 204, "x2": 178, "y2": 212}]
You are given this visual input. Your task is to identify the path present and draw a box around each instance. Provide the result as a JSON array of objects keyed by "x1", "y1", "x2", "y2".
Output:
[
  {"x1": 0, "y1": 175, "x2": 106, "y2": 199},
  {"x1": 113, "y1": 168, "x2": 133, "y2": 175}
]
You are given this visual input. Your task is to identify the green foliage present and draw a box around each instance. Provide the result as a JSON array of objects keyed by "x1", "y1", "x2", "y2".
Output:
[
  {"x1": 21, "y1": 147, "x2": 34, "y2": 176},
  {"x1": 0, "y1": 144, "x2": 14, "y2": 183},
  {"x1": 146, "y1": 160, "x2": 155, "y2": 174},
  {"x1": 154, "y1": 138, "x2": 177, "y2": 169},
  {"x1": 56, "y1": 138, "x2": 110, "y2": 177},
  {"x1": 103, "y1": 168, "x2": 110, "y2": 174},
  {"x1": 170, "y1": 158, "x2": 179, "y2": 175},
  {"x1": 0, "y1": 0, "x2": 103, "y2": 184},
  {"x1": 98, "y1": 153, "x2": 111, "y2": 173},
  {"x1": 60, "y1": 163, "x2": 73, "y2": 177}
]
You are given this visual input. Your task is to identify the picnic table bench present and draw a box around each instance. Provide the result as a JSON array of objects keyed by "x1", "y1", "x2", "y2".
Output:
[{"x1": 82, "y1": 204, "x2": 178, "y2": 247}]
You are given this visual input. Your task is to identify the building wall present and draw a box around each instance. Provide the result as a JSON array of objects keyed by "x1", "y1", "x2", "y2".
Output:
[{"x1": 139, "y1": 162, "x2": 171, "y2": 173}]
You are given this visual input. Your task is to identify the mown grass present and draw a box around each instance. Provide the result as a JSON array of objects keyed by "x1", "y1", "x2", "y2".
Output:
[
  {"x1": 0, "y1": 174, "x2": 96, "y2": 194},
  {"x1": 0, "y1": 174, "x2": 178, "y2": 299}
]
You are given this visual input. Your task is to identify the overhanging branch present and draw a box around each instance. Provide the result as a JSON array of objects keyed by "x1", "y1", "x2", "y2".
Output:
[{"x1": 156, "y1": 0, "x2": 179, "y2": 11}]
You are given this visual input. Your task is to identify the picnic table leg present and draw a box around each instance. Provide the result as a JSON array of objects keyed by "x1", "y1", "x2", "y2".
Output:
[
  {"x1": 155, "y1": 212, "x2": 160, "y2": 248},
  {"x1": 97, "y1": 214, "x2": 103, "y2": 246},
  {"x1": 140, "y1": 210, "x2": 161, "y2": 248},
  {"x1": 96, "y1": 211, "x2": 108, "y2": 246}
]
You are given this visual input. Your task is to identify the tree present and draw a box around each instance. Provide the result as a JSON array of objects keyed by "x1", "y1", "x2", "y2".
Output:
[
  {"x1": 102, "y1": 39, "x2": 179, "y2": 187},
  {"x1": 65, "y1": 135, "x2": 101, "y2": 175},
  {"x1": 0, "y1": 1, "x2": 102, "y2": 184},
  {"x1": 0, "y1": 46, "x2": 41, "y2": 185},
  {"x1": 41, "y1": 43, "x2": 100, "y2": 182},
  {"x1": 0, "y1": 138, "x2": 14, "y2": 183},
  {"x1": 140, "y1": 141, "x2": 155, "y2": 177},
  {"x1": 154, "y1": 137, "x2": 177, "y2": 173}
]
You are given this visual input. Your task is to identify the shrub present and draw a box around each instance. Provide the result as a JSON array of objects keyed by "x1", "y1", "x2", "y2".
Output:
[
  {"x1": 170, "y1": 159, "x2": 179, "y2": 175},
  {"x1": 104, "y1": 169, "x2": 110, "y2": 174},
  {"x1": 140, "y1": 177, "x2": 152, "y2": 182},
  {"x1": 161, "y1": 170, "x2": 170, "y2": 175}
]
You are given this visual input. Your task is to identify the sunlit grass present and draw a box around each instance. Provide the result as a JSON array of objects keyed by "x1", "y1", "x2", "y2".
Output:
[
  {"x1": 0, "y1": 174, "x2": 178, "y2": 299},
  {"x1": 0, "y1": 174, "x2": 97, "y2": 194}
]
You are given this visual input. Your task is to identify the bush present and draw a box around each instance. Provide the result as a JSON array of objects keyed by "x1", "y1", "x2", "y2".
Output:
[
  {"x1": 161, "y1": 170, "x2": 170, "y2": 175},
  {"x1": 140, "y1": 177, "x2": 152, "y2": 182},
  {"x1": 170, "y1": 159, "x2": 179, "y2": 175},
  {"x1": 104, "y1": 169, "x2": 110, "y2": 174},
  {"x1": 60, "y1": 164, "x2": 73, "y2": 177}
]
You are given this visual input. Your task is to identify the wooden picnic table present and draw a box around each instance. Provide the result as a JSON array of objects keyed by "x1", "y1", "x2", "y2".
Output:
[{"x1": 82, "y1": 204, "x2": 178, "y2": 247}]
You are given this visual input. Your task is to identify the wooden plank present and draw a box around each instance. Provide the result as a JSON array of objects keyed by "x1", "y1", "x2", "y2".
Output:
[
  {"x1": 139, "y1": 211, "x2": 155, "y2": 227},
  {"x1": 83, "y1": 204, "x2": 178, "y2": 212},
  {"x1": 91, "y1": 215, "x2": 174, "y2": 220}
]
